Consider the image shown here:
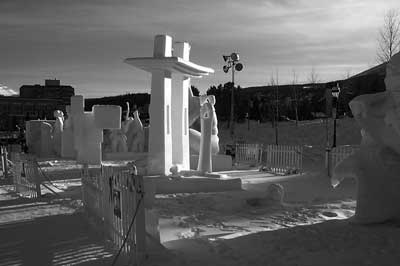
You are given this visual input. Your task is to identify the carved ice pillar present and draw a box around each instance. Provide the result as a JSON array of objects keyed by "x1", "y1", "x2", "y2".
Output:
[
  {"x1": 197, "y1": 101, "x2": 213, "y2": 173},
  {"x1": 70, "y1": 95, "x2": 85, "y2": 158},
  {"x1": 124, "y1": 34, "x2": 215, "y2": 175},
  {"x1": 61, "y1": 105, "x2": 76, "y2": 158},
  {"x1": 148, "y1": 35, "x2": 173, "y2": 175},
  {"x1": 172, "y1": 42, "x2": 191, "y2": 170}
]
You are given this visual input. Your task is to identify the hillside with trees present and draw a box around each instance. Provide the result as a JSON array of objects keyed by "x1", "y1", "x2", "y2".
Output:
[{"x1": 84, "y1": 72, "x2": 386, "y2": 126}]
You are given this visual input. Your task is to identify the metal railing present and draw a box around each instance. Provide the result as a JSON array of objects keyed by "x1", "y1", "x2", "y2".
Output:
[
  {"x1": 81, "y1": 164, "x2": 146, "y2": 263},
  {"x1": 263, "y1": 144, "x2": 303, "y2": 174}
]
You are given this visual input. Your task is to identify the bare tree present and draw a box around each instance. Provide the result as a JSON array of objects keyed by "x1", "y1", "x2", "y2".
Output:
[
  {"x1": 307, "y1": 66, "x2": 320, "y2": 84},
  {"x1": 291, "y1": 69, "x2": 299, "y2": 126},
  {"x1": 377, "y1": 8, "x2": 400, "y2": 63},
  {"x1": 343, "y1": 68, "x2": 352, "y2": 79}
]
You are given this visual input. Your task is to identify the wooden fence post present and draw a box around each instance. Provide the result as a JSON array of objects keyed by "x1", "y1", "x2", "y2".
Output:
[
  {"x1": 134, "y1": 174, "x2": 146, "y2": 264},
  {"x1": 325, "y1": 147, "x2": 331, "y2": 178},
  {"x1": 1, "y1": 146, "x2": 8, "y2": 179},
  {"x1": 33, "y1": 159, "x2": 41, "y2": 198}
]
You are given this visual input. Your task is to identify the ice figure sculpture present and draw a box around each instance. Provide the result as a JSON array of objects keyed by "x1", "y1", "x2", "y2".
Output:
[
  {"x1": 61, "y1": 106, "x2": 75, "y2": 158},
  {"x1": 197, "y1": 99, "x2": 214, "y2": 173},
  {"x1": 110, "y1": 129, "x2": 128, "y2": 152},
  {"x1": 189, "y1": 92, "x2": 220, "y2": 155},
  {"x1": 53, "y1": 110, "x2": 64, "y2": 156},
  {"x1": 126, "y1": 111, "x2": 145, "y2": 152}
]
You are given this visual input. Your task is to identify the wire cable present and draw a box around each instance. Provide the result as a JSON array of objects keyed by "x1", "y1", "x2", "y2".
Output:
[
  {"x1": 111, "y1": 193, "x2": 144, "y2": 266},
  {"x1": 34, "y1": 160, "x2": 66, "y2": 191}
]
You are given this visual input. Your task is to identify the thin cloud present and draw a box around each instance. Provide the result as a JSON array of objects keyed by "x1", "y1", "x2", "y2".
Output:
[
  {"x1": 0, "y1": 84, "x2": 17, "y2": 96},
  {"x1": 0, "y1": 0, "x2": 399, "y2": 96}
]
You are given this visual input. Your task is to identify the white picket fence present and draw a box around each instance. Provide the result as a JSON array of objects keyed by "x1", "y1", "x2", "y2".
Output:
[
  {"x1": 328, "y1": 145, "x2": 359, "y2": 177},
  {"x1": 263, "y1": 144, "x2": 303, "y2": 174},
  {"x1": 81, "y1": 164, "x2": 146, "y2": 263},
  {"x1": 235, "y1": 144, "x2": 263, "y2": 166},
  {"x1": 10, "y1": 153, "x2": 42, "y2": 198},
  {"x1": 235, "y1": 143, "x2": 303, "y2": 174}
]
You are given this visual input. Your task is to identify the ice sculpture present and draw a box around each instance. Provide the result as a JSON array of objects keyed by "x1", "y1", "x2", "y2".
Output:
[
  {"x1": 52, "y1": 110, "x2": 64, "y2": 156},
  {"x1": 124, "y1": 108, "x2": 145, "y2": 152},
  {"x1": 110, "y1": 129, "x2": 128, "y2": 152},
  {"x1": 197, "y1": 99, "x2": 214, "y2": 173},
  {"x1": 61, "y1": 106, "x2": 75, "y2": 158},
  {"x1": 189, "y1": 93, "x2": 220, "y2": 155},
  {"x1": 70, "y1": 95, "x2": 121, "y2": 164},
  {"x1": 332, "y1": 52, "x2": 400, "y2": 224}
]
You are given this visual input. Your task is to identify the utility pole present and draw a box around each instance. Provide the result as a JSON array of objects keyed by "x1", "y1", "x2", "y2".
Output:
[
  {"x1": 292, "y1": 69, "x2": 299, "y2": 127},
  {"x1": 230, "y1": 66, "x2": 235, "y2": 137},
  {"x1": 274, "y1": 70, "x2": 279, "y2": 145},
  {"x1": 332, "y1": 83, "x2": 340, "y2": 148},
  {"x1": 275, "y1": 83, "x2": 279, "y2": 145},
  {"x1": 223, "y1": 53, "x2": 243, "y2": 140}
]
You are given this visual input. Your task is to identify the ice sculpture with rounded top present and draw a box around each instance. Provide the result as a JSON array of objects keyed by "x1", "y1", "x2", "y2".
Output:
[{"x1": 332, "y1": 52, "x2": 400, "y2": 224}]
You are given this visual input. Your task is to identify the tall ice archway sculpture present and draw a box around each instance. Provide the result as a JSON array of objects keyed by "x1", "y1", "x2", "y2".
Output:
[{"x1": 125, "y1": 35, "x2": 214, "y2": 175}]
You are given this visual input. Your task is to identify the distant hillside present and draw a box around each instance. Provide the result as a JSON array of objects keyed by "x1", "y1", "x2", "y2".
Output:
[
  {"x1": 84, "y1": 61, "x2": 387, "y2": 124},
  {"x1": 207, "y1": 82, "x2": 342, "y2": 123},
  {"x1": 85, "y1": 93, "x2": 150, "y2": 119}
]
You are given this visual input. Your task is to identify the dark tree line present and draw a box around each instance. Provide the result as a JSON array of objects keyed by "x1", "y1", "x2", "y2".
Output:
[
  {"x1": 206, "y1": 82, "x2": 329, "y2": 124},
  {"x1": 86, "y1": 77, "x2": 385, "y2": 125},
  {"x1": 85, "y1": 93, "x2": 150, "y2": 120}
]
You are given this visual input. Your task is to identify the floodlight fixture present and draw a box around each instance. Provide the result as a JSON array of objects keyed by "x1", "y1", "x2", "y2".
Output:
[
  {"x1": 223, "y1": 65, "x2": 230, "y2": 73},
  {"x1": 230, "y1": 53, "x2": 239, "y2": 61},
  {"x1": 222, "y1": 52, "x2": 243, "y2": 139},
  {"x1": 235, "y1": 63, "x2": 243, "y2": 71}
]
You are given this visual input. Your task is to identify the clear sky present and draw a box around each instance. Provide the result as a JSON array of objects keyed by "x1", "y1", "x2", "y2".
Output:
[{"x1": 0, "y1": 0, "x2": 399, "y2": 98}]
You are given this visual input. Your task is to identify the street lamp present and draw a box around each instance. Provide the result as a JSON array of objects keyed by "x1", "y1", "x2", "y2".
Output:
[
  {"x1": 222, "y1": 53, "x2": 243, "y2": 139},
  {"x1": 332, "y1": 83, "x2": 340, "y2": 148}
]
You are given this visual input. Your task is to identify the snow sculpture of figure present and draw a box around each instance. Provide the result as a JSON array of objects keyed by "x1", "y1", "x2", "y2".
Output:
[
  {"x1": 189, "y1": 90, "x2": 220, "y2": 155},
  {"x1": 197, "y1": 98, "x2": 214, "y2": 173},
  {"x1": 109, "y1": 128, "x2": 128, "y2": 152},
  {"x1": 332, "y1": 52, "x2": 400, "y2": 224},
  {"x1": 208, "y1": 95, "x2": 220, "y2": 154},
  {"x1": 123, "y1": 102, "x2": 145, "y2": 152},
  {"x1": 61, "y1": 106, "x2": 75, "y2": 158},
  {"x1": 52, "y1": 110, "x2": 64, "y2": 156},
  {"x1": 129, "y1": 110, "x2": 145, "y2": 152},
  {"x1": 41, "y1": 121, "x2": 54, "y2": 157}
]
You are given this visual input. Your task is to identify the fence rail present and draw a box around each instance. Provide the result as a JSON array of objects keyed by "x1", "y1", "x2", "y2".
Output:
[
  {"x1": 81, "y1": 164, "x2": 146, "y2": 262},
  {"x1": 235, "y1": 143, "x2": 303, "y2": 174},
  {"x1": 263, "y1": 144, "x2": 303, "y2": 174},
  {"x1": 1, "y1": 146, "x2": 9, "y2": 178},
  {"x1": 328, "y1": 145, "x2": 359, "y2": 177},
  {"x1": 10, "y1": 153, "x2": 41, "y2": 198},
  {"x1": 235, "y1": 144, "x2": 263, "y2": 166}
]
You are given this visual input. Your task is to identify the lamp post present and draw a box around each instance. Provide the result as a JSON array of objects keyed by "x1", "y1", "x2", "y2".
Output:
[
  {"x1": 223, "y1": 53, "x2": 243, "y2": 139},
  {"x1": 332, "y1": 83, "x2": 340, "y2": 148}
]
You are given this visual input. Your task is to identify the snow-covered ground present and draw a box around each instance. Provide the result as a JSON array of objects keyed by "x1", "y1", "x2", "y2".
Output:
[
  {"x1": 146, "y1": 118, "x2": 399, "y2": 266},
  {"x1": 2, "y1": 118, "x2": 400, "y2": 265},
  {"x1": 149, "y1": 171, "x2": 400, "y2": 266}
]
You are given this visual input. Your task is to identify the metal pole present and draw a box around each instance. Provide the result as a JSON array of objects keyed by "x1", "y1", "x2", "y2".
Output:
[
  {"x1": 333, "y1": 118, "x2": 337, "y2": 147},
  {"x1": 294, "y1": 86, "x2": 299, "y2": 127},
  {"x1": 275, "y1": 84, "x2": 279, "y2": 145},
  {"x1": 332, "y1": 107, "x2": 337, "y2": 148},
  {"x1": 230, "y1": 63, "x2": 235, "y2": 139}
]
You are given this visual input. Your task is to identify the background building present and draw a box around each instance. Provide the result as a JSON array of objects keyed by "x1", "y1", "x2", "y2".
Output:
[
  {"x1": 0, "y1": 79, "x2": 74, "y2": 131},
  {"x1": 19, "y1": 79, "x2": 74, "y2": 105}
]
